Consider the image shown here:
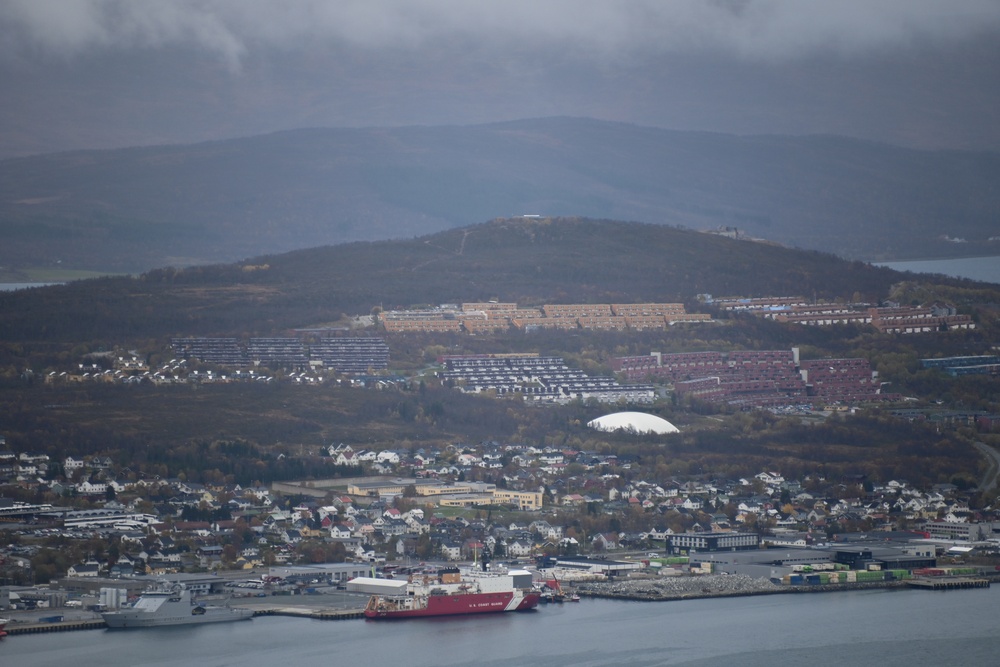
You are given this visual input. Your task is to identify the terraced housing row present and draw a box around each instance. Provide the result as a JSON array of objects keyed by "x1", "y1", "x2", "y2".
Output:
[
  {"x1": 379, "y1": 302, "x2": 710, "y2": 333},
  {"x1": 705, "y1": 296, "x2": 974, "y2": 334},
  {"x1": 613, "y1": 348, "x2": 898, "y2": 409},
  {"x1": 439, "y1": 354, "x2": 655, "y2": 405},
  {"x1": 170, "y1": 336, "x2": 389, "y2": 372}
]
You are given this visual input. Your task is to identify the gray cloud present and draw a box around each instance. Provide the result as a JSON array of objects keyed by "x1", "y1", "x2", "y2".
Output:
[
  {"x1": 4, "y1": 1, "x2": 1000, "y2": 156},
  {"x1": 5, "y1": 0, "x2": 1000, "y2": 68}
]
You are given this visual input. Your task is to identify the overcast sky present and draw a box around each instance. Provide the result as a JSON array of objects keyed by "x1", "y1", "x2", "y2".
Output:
[{"x1": 3, "y1": 1, "x2": 1000, "y2": 156}]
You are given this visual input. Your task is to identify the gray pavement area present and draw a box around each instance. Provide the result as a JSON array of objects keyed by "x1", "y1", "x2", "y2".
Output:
[
  {"x1": 1, "y1": 588, "x2": 372, "y2": 628},
  {"x1": 576, "y1": 573, "x2": 780, "y2": 600}
]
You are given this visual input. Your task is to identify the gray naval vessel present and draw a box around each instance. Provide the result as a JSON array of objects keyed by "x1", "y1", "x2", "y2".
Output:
[{"x1": 102, "y1": 581, "x2": 253, "y2": 629}]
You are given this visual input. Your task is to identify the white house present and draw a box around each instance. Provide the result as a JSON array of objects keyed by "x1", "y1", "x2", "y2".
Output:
[
  {"x1": 376, "y1": 451, "x2": 401, "y2": 464},
  {"x1": 76, "y1": 480, "x2": 108, "y2": 495},
  {"x1": 64, "y1": 457, "x2": 86, "y2": 473}
]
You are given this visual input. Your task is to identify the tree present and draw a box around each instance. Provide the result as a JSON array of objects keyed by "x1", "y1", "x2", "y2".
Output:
[{"x1": 414, "y1": 533, "x2": 435, "y2": 560}]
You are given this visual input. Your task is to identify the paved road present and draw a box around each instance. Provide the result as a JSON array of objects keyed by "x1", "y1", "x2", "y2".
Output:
[{"x1": 973, "y1": 441, "x2": 1000, "y2": 492}]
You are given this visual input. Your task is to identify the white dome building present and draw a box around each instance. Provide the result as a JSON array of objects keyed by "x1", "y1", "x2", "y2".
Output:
[{"x1": 587, "y1": 411, "x2": 679, "y2": 435}]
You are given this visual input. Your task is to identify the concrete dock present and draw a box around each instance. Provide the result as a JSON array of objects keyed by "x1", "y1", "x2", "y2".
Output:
[
  {"x1": 5, "y1": 618, "x2": 108, "y2": 635},
  {"x1": 906, "y1": 577, "x2": 990, "y2": 591},
  {"x1": 1, "y1": 596, "x2": 370, "y2": 636}
]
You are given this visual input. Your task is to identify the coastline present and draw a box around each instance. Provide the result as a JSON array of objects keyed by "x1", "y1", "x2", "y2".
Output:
[
  {"x1": 5, "y1": 573, "x2": 996, "y2": 635},
  {"x1": 573, "y1": 571, "x2": 999, "y2": 603},
  {"x1": 575, "y1": 579, "x2": 910, "y2": 602},
  {"x1": 871, "y1": 255, "x2": 1000, "y2": 284}
]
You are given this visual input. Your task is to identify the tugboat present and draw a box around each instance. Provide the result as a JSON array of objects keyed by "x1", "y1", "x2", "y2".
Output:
[
  {"x1": 102, "y1": 581, "x2": 253, "y2": 629},
  {"x1": 540, "y1": 576, "x2": 566, "y2": 603}
]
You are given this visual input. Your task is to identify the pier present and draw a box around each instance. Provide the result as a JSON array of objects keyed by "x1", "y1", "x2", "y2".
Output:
[
  {"x1": 251, "y1": 606, "x2": 365, "y2": 620},
  {"x1": 1, "y1": 604, "x2": 365, "y2": 636},
  {"x1": 5, "y1": 619, "x2": 107, "y2": 635},
  {"x1": 906, "y1": 577, "x2": 990, "y2": 591}
]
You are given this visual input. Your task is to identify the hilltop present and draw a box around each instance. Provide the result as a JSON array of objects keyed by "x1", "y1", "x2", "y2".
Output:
[
  {"x1": 2, "y1": 118, "x2": 999, "y2": 278},
  {"x1": 0, "y1": 217, "x2": 931, "y2": 345}
]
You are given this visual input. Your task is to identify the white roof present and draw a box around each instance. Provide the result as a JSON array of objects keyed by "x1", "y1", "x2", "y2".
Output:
[
  {"x1": 587, "y1": 411, "x2": 679, "y2": 434},
  {"x1": 344, "y1": 577, "x2": 408, "y2": 594},
  {"x1": 945, "y1": 546, "x2": 974, "y2": 554}
]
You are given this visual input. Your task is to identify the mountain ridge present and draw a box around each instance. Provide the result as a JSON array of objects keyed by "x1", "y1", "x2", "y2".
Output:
[{"x1": 2, "y1": 117, "x2": 999, "y2": 276}]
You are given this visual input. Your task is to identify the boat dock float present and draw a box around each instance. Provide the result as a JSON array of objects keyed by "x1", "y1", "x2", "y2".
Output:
[{"x1": 906, "y1": 577, "x2": 990, "y2": 591}]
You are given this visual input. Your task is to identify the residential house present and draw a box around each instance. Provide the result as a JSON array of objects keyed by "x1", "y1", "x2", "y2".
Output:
[{"x1": 68, "y1": 561, "x2": 103, "y2": 577}]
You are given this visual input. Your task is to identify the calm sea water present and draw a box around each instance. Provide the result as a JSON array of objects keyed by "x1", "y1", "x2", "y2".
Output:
[
  {"x1": 0, "y1": 282, "x2": 63, "y2": 291},
  {"x1": 875, "y1": 256, "x2": 1000, "y2": 285},
  {"x1": 7, "y1": 588, "x2": 999, "y2": 667}
]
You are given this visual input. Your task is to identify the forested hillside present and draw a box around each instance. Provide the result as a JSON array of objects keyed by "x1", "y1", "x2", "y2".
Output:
[
  {"x1": 0, "y1": 217, "x2": 945, "y2": 344},
  {"x1": 1, "y1": 217, "x2": 998, "y2": 491},
  {"x1": 0, "y1": 381, "x2": 981, "y2": 491}
]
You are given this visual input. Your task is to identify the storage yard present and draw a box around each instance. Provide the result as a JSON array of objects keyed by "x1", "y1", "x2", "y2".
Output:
[{"x1": 575, "y1": 573, "x2": 782, "y2": 600}]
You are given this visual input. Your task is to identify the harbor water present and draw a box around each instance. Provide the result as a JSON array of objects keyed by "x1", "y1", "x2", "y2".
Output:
[
  {"x1": 873, "y1": 256, "x2": 1000, "y2": 285},
  {"x1": 6, "y1": 586, "x2": 999, "y2": 667},
  {"x1": 0, "y1": 282, "x2": 63, "y2": 291}
]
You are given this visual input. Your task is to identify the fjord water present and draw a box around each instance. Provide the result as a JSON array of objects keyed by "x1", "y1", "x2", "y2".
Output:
[
  {"x1": 874, "y1": 256, "x2": 1000, "y2": 285},
  {"x1": 0, "y1": 282, "x2": 63, "y2": 291},
  {"x1": 10, "y1": 588, "x2": 999, "y2": 667}
]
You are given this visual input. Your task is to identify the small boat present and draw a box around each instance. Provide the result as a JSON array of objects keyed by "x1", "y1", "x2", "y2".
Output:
[
  {"x1": 0, "y1": 617, "x2": 8, "y2": 639},
  {"x1": 569, "y1": 594, "x2": 581, "y2": 602}
]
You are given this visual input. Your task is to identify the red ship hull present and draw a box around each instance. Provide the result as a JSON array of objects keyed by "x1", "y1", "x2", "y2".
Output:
[{"x1": 365, "y1": 590, "x2": 540, "y2": 619}]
